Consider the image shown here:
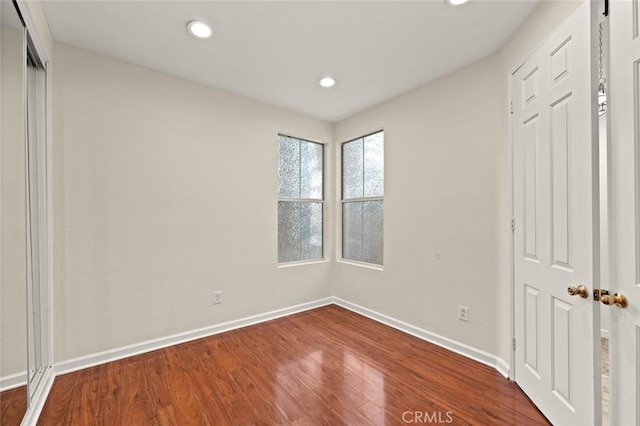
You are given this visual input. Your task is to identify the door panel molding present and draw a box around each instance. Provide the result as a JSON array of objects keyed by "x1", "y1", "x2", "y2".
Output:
[
  {"x1": 550, "y1": 93, "x2": 573, "y2": 270},
  {"x1": 524, "y1": 284, "x2": 540, "y2": 375}
]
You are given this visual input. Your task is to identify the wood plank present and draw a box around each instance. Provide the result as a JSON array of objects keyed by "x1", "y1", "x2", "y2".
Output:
[{"x1": 0, "y1": 385, "x2": 26, "y2": 426}]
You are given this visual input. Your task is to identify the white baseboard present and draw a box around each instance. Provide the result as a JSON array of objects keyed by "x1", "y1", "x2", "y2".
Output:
[
  {"x1": 9, "y1": 295, "x2": 509, "y2": 399},
  {"x1": 22, "y1": 367, "x2": 55, "y2": 426},
  {"x1": 56, "y1": 297, "x2": 333, "y2": 376},
  {"x1": 496, "y1": 357, "x2": 510, "y2": 378},
  {"x1": 0, "y1": 371, "x2": 27, "y2": 392},
  {"x1": 333, "y1": 297, "x2": 510, "y2": 378}
]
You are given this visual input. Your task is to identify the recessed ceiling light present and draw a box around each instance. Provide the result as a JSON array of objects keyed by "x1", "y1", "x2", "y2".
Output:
[
  {"x1": 445, "y1": 0, "x2": 469, "y2": 5},
  {"x1": 187, "y1": 20, "x2": 213, "y2": 39},
  {"x1": 318, "y1": 77, "x2": 336, "y2": 88}
]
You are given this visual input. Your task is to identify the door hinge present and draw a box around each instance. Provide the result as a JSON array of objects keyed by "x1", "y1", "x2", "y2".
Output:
[
  {"x1": 512, "y1": 337, "x2": 516, "y2": 350},
  {"x1": 510, "y1": 218, "x2": 515, "y2": 232},
  {"x1": 510, "y1": 101, "x2": 514, "y2": 115}
]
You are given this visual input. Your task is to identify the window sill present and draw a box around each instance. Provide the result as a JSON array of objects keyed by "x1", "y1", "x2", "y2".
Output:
[
  {"x1": 278, "y1": 259, "x2": 329, "y2": 269},
  {"x1": 337, "y1": 259, "x2": 384, "y2": 271}
]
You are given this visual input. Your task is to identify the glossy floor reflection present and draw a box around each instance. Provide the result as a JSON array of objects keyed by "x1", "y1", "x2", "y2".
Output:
[{"x1": 33, "y1": 305, "x2": 549, "y2": 425}]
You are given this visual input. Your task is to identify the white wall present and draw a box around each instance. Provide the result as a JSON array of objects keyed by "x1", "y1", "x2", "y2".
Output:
[
  {"x1": 333, "y1": 0, "x2": 582, "y2": 362},
  {"x1": 1, "y1": 23, "x2": 27, "y2": 379},
  {"x1": 52, "y1": 43, "x2": 333, "y2": 362},
  {"x1": 334, "y1": 54, "x2": 505, "y2": 357},
  {"x1": 51, "y1": 1, "x2": 584, "y2": 367}
]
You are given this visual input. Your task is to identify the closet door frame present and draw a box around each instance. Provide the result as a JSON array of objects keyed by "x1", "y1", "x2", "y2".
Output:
[
  {"x1": 25, "y1": 40, "x2": 50, "y2": 403},
  {"x1": 16, "y1": 1, "x2": 54, "y2": 424}
]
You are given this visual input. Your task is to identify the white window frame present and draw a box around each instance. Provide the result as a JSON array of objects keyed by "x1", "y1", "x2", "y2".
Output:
[{"x1": 338, "y1": 130, "x2": 384, "y2": 269}]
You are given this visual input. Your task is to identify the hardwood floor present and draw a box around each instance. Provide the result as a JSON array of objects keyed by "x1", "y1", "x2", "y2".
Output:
[
  {"x1": 0, "y1": 385, "x2": 26, "y2": 426},
  {"x1": 4, "y1": 305, "x2": 550, "y2": 425}
]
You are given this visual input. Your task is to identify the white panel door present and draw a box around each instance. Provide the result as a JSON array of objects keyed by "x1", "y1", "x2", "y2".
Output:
[
  {"x1": 609, "y1": 1, "x2": 640, "y2": 425},
  {"x1": 512, "y1": 2, "x2": 600, "y2": 425}
]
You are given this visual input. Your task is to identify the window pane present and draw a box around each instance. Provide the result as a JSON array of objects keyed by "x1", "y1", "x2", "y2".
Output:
[
  {"x1": 301, "y1": 202, "x2": 322, "y2": 260},
  {"x1": 278, "y1": 201, "x2": 300, "y2": 262},
  {"x1": 343, "y1": 202, "x2": 363, "y2": 261},
  {"x1": 342, "y1": 139, "x2": 364, "y2": 199},
  {"x1": 362, "y1": 201, "x2": 383, "y2": 265},
  {"x1": 278, "y1": 135, "x2": 300, "y2": 198},
  {"x1": 300, "y1": 142, "x2": 323, "y2": 200},
  {"x1": 364, "y1": 132, "x2": 384, "y2": 197}
]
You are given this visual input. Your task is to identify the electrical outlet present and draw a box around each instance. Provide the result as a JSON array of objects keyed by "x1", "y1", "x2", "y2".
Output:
[
  {"x1": 458, "y1": 305, "x2": 469, "y2": 322},
  {"x1": 213, "y1": 291, "x2": 222, "y2": 305}
]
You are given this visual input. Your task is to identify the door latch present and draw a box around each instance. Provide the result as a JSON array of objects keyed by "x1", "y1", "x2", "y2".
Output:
[{"x1": 593, "y1": 289, "x2": 609, "y2": 302}]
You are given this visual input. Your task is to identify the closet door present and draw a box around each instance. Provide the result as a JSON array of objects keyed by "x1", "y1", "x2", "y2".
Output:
[{"x1": 25, "y1": 51, "x2": 49, "y2": 401}]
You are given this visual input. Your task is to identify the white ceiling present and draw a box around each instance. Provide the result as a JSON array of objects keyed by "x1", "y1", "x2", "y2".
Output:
[{"x1": 42, "y1": 0, "x2": 540, "y2": 122}]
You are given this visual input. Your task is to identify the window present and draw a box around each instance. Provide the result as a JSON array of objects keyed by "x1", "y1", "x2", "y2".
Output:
[
  {"x1": 278, "y1": 135, "x2": 324, "y2": 263},
  {"x1": 341, "y1": 131, "x2": 384, "y2": 265}
]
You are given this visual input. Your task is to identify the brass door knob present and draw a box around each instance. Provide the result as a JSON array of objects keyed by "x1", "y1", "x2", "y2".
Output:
[
  {"x1": 567, "y1": 285, "x2": 589, "y2": 298},
  {"x1": 601, "y1": 293, "x2": 628, "y2": 309}
]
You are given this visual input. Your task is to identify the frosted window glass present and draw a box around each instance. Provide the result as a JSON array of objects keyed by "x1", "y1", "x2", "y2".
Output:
[
  {"x1": 343, "y1": 202, "x2": 363, "y2": 261},
  {"x1": 364, "y1": 133, "x2": 384, "y2": 197},
  {"x1": 342, "y1": 139, "x2": 364, "y2": 199},
  {"x1": 278, "y1": 135, "x2": 300, "y2": 198},
  {"x1": 278, "y1": 202, "x2": 300, "y2": 263},
  {"x1": 301, "y1": 203, "x2": 323, "y2": 259},
  {"x1": 362, "y1": 201, "x2": 383, "y2": 265},
  {"x1": 278, "y1": 201, "x2": 322, "y2": 262},
  {"x1": 301, "y1": 142, "x2": 323, "y2": 200}
]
